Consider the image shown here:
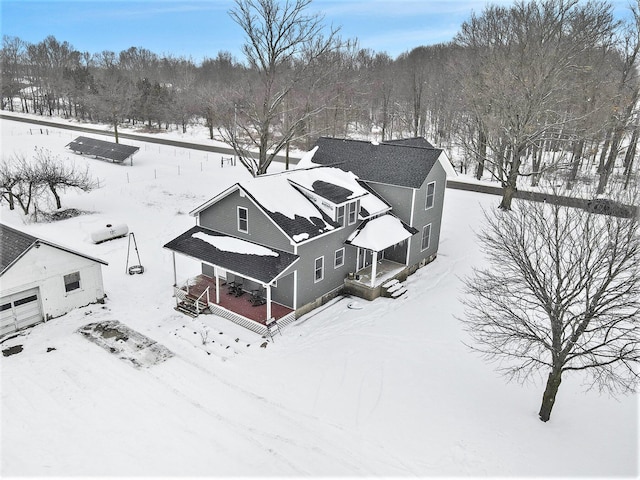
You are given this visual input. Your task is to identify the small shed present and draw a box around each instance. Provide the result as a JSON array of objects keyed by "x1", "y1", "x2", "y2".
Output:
[
  {"x1": 0, "y1": 223, "x2": 108, "y2": 338},
  {"x1": 66, "y1": 136, "x2": 139, "y2": 165}
]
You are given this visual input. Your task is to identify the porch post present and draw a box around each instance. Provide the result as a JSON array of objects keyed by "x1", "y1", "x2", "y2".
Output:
[
  {"x1": 370, "y1": 250, "x2": 378, "y2": 287},
  {"x1": 266, "y1": 284, "x2": 272, "y2": 321},
  {"x1": 293, "y1": 270, "x2": 298, "y2": 309},
  {"x1": 214, "y1": 266, "x2": 220, "y2": 304},
  {"x1": 172, "y1": 252, "x2": 177, "y2": 286},
  {"x1": 405, "y1": 237, "x2": 411, "y2": 266}
]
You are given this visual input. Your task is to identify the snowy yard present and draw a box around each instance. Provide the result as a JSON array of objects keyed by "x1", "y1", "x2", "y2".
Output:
[{"x1": 0, "y1": 117, "x2": 637, "y2": 476}]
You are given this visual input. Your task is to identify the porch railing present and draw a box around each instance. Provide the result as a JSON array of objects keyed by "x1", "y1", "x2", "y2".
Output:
[
  {"x1": 173, "y1": 286, "x2": 188, "y2": 304},
  {"x1": 195, "y1": 286, "x2": 210, "y2": 315}
]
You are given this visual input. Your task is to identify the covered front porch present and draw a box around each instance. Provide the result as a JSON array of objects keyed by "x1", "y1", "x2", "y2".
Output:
[
  {"x1": 164, "y1": 226, "x2": 299, "y2": 335},
  {"x1": 350, "y1": 258, "x2": 407, "y2": 287},
  {"x1": 176, "y1": 274, "x2": 295, "y2": 331},
  {"x1": 344, "y1": 213, "x2": 418, "y2": 298}
]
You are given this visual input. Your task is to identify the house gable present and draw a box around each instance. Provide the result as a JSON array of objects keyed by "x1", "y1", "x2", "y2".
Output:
[
  {"x1": 1, "y1": 223, "x2": 107, "y2": 276},
  {"x1": 194, "y1": 167, "x2": 384, "y2": 247},
  {"x1": 197, "y1": 187, "x2": 294, "y2": 251}
]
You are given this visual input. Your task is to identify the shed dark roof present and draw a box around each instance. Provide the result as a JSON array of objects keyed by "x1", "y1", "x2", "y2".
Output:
[
  {"x1": 163, "y1": 226, "x2": 299, "y2": 284},
  {"x1": 0, "y1": 223, "x2": 108, "y2": 276},
  {"x1": 66, "y1": 136, "x2": 139, "y2": 163},
  {"x1": 311, "y1": 137, "x2": 443, "y2": 189},
  {"x1": 0, "y1": 223, "x2": 38, "y2": 274}
]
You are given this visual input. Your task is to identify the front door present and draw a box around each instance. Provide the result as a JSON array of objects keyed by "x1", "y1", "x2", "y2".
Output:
[{"x1": 357, "y1": 248, "x2": 374, "y2": 271}]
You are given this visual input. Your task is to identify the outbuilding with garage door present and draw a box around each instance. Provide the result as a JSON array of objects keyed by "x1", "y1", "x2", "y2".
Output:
[{"x1": 1, "y1": 223, "x2": 108, "y2": 338}]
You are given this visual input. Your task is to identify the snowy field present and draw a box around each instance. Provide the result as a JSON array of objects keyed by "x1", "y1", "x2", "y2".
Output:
[{"x1": 0, "y1": 117, "x2": 637, "y2": 477}]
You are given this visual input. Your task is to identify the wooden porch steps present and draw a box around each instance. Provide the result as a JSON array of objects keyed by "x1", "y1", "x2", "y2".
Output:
[
  {"x1": 175, "y1": 295, "x2": 210, "y2": 318},
  {"x1": 382, "y1": 279, "x2": 407, "y2": 299}
]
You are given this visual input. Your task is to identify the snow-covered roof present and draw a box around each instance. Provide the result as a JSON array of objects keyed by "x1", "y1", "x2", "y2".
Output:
[
  {"x1": 345, "y1": 214, "x2": 418, "y2": 252},
  {"x1": 191, "y1": 166, "x2": 391, "y2": 245},
  {"x1": 164, "y1": 226, "x2": 299, "y2": 284},
  {"x1": 358, "y1": 182, "x2": 392, "y2": 218},
  {"x1": 192, "y1": 232, "x2": 279, "y2": 257},
  {"x1": 0, "y1": 223, "x2": 108, "y2": 276}
]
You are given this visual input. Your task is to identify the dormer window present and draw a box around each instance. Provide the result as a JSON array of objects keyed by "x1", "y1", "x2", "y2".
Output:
[
  {"x1": 336, "y1": 205, "x2": 345, "y2": 226},
  {"x1": 237, "y1": 206, "x2": 248, "y2": 233},
  {"x1": 347, "y1": 201, "x2": 357, "y2": 225}
]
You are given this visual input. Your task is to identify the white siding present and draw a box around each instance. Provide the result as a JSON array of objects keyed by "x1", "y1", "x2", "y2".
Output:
[{"x1": 0, "y1": 244, "x2": 106, "y2": 320}]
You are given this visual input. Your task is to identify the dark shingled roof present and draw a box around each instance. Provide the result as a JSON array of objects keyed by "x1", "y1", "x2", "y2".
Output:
[
  {"x1": 163, "y1": 226, "x2": 299, "y2": 284},
  {"x1": 384, "y1": 137, "x2": 436, "y2": 148},
  {"x1": 1, "y1": 223, "x2": 38, "y2": 274},
  {"x1": 298, "y1": 180, "x2": 360, "y2": 205},
  {"x1": 1, "y1": 223, "x2": 108, "y2": 275},
  {"x1": 311, "y1": 137, "x2": 443, "y2": 189}
]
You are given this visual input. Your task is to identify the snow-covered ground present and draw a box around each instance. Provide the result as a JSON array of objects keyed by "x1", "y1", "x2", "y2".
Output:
[{"x1": 0, "y1": 117, "x2": 637, "y2": 477}]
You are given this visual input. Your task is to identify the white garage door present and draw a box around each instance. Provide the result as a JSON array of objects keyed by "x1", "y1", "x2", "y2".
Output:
[{"x1": 0, "y1": 288, "x2": 43, "y2": 337}]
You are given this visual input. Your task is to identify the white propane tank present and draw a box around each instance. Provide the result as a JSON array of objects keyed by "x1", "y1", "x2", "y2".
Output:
[{"x1": 91, "y1": 223, "x2": 129, "y2": 244}]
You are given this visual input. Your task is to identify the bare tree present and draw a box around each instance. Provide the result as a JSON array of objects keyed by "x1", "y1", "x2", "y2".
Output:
[
  {"x1": 0, "y1": 154, "x2": 24, "y2": 210},
  {"x1": 461, "y1": 192, "x2": 640, "y2": 422},
  {"x1": 93, "y1": 52, "x2": 135, "y2": 143},
  {"x1": 33, "y1": 147, "x2": 98, "y2": 210},
  {"x1": 1, "y1": 35, "x2": 27, "y2": 112},
  {"x1": 221, "y1": 0, "x2": 341, "y2": 176},
  {"x1": 596, "y1": 1, "x2": 640, "y2": 194},
  {"x1": 9, "y1": 153, "x2": 42, "y2": 215},
  {"x1": 1, "y1": 149, "x2": 98, "y2": 216},
  {"x1": 454, "y1": 0, "x2": 619, "y2": 209}
]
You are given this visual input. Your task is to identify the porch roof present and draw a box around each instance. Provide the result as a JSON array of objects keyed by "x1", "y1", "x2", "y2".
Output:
[
  {"x1": 164, "y1": 226, "x2": 299, "y2": 284},
  {"x1": 345, "y1": 214, "x2": 418, "y2": 252}
]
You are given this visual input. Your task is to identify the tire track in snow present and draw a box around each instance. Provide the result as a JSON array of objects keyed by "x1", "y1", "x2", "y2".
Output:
[{"x1": 146, "y1": 352, "x2": 405, "y2": 475}]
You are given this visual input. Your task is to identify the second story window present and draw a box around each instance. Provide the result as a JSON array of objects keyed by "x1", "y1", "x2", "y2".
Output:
[
  {"x1": 347, "y1": 201, "x2": 357, "y2": 225},
  {"x1": 237, "y1": 206, "x2": 248, "y2": 233},
  {"x1": 425, "y1": 181, "x2": 436, "y2": 210},
  {"x1": 336, "y1": 205, "x2": 345, "y2": 226}
]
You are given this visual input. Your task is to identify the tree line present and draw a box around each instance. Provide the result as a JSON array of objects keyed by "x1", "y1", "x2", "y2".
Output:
[{"x1": 1, "y1": 0, "x2": 639, "y2": 198}]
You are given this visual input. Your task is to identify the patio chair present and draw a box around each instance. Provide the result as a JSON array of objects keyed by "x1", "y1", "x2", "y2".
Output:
[{"x1": 249, "y1": 289, "x2": 266, "y2": 306}]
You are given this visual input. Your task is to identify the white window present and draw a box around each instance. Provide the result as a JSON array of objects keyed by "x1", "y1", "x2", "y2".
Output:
[
  {"x1": 314, "y1": 256, "x2": 324, "y2": 282},
  {"x1": 421, "y1": 224, "x2": 432, "y2": 251},
  {"x1": 336, "y1": 205, "x2": 345, "y2": 226},
  {"x1": 334, "y1": 248, "x2": 345, "y2": 268},
  {"x1": 237, "y1": 206, "x2": 248, "y2": 233},
  {"x1": 64, "y1": 271, "x2": 81, "y2": 292},
  {"x1": 347, "y1": 201, "x2": 357, "y2": 225},
  {"x1": 425, "y1": 181, "x2": 436, "y2": 210}
]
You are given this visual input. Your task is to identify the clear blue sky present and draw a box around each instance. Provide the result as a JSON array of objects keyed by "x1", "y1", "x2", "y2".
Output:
[{"x1": 0, "y1": 0, "x2": 635, "y2": 64}]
